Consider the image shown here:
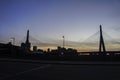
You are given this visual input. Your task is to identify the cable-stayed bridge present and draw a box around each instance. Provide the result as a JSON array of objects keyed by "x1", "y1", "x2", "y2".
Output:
[
  {"x1": 79, "y1": 25, "x2": 120, "y2": 55},
  {"x1": 81, "y1": 27, "x2": 120, "y2": 50},
  {"x1": 14, "y1": 25, "x2": 120, "y2": 55},
  {"x1": 18, "y1": 31, "x2": 120, "y2": 49}
]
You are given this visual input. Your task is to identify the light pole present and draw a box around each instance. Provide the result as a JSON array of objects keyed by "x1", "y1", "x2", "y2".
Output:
[{"x1": 62, "y1": 36, "x2": 65, "y2": 48}]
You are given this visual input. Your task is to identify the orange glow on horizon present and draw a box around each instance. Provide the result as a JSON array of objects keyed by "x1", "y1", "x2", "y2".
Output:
[
  {"x1": 31, "y1": 45, "x2": 120, "y2": 52},
  {"x1": 31, "y1": 46, "x2": 99, "y2": 52}
]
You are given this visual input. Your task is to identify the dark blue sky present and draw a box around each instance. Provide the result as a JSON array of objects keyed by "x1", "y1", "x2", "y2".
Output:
[{"x1": 0, "y1": 0, "x2": 120, "y2": 51}]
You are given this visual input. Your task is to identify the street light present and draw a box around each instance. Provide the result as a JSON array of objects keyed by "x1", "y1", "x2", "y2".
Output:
[{"x1": 62, "y1": 36, "x2": 65, "y2": 48}]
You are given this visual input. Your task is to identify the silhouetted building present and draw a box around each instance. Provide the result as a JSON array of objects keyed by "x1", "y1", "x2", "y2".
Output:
[
  {"x1": 33, "y1": 46, "x2": 37, "y2": 51},
  {"x1": 47, "y1": 48, "x2": 50, "y2": 53},
  {"x1": 0, "y1": 42, "x2": 21, "y2": 57},
  {"x1": 50, "y1": 46, "x2": 77, "y2": 56}
]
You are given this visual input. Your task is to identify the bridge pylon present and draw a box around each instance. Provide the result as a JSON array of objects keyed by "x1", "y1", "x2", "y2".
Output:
[
  {"x1": 99, "y1": 25, "x2": 106, "y2": 55},
  {"x1": 26, "y1": 30, "x2": 31, "y2": 51}
]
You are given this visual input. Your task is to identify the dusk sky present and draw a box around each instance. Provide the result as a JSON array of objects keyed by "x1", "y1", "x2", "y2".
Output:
[{"x1": 0, "y1": 0, "x2": 120, "y2": 51}]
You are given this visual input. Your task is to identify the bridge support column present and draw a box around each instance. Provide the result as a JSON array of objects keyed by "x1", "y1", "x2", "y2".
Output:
[{"x1": 99, "y1": 25, "x2": 106, "y2": 55}]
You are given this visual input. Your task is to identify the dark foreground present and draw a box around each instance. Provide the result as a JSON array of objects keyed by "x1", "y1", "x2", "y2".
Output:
[{"x1": 0, "y1": 59, "x2": 120, "y2": 80}]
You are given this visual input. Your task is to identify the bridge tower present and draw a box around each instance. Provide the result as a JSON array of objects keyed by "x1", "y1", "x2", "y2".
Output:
[
  {"x1": 99, "y1": 25, "x2": 106, "y2": 55},
  {"x1": 25, "y1": 30, "x2": 31, "y2": 52},
  {"x1": 21, "y1": 30, "x2": 31, "y2": 53}
]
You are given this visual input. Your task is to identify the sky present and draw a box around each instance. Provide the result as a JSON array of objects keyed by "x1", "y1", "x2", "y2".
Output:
[{"x1": 0, "y1": 0, "x2": 120, "y2": 51}]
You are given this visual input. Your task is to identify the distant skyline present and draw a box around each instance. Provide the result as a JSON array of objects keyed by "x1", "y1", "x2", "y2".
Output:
[{"x1": 0, "y1": 0, "x2": 120, "y2": 51}]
